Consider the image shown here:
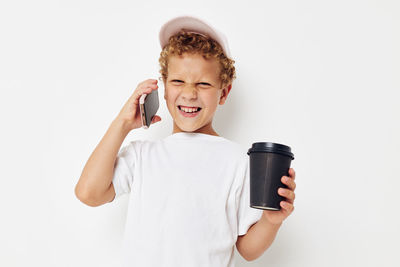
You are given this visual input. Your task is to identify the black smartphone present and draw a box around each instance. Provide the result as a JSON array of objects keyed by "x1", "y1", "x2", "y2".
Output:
[{"x1": 139, "y1": 89, "x2": 159, "y2": 129}]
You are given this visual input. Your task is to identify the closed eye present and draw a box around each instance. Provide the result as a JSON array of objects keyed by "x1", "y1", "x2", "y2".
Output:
[
  {"x1": 198, "y1": 82, "x2": 211, "y2": 86},
  {"x1": 170, "y1": 80, "x2": 212, "y2": 87}
]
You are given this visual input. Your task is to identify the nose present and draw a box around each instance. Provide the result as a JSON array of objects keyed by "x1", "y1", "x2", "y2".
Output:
[{"x1": 181, "y1": 83, "x2": 198, "y2": 100}]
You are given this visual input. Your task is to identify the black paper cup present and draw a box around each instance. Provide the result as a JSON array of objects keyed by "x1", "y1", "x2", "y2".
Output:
[{"x1": 247, "y1": 142, "x2": 294, "y2": 211}]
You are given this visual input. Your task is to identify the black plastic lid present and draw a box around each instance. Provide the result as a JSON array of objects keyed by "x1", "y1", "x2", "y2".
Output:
[{"x1": 247, "y1": 142, "x2": 294, "y2": 159}]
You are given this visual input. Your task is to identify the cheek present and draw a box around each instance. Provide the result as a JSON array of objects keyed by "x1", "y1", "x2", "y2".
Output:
[
  {"x1": 205, "y1": 93, "x2": 220, "y2": 109},
  {"x1": 164, "y1": 87, "x2": 172, "y2": 100},
  {"x1": 165, "y1": 88, "x2": 179, "y2": 108}
]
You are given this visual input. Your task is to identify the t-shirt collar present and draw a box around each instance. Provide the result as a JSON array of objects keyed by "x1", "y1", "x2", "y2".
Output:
[{"x1": 166, "y1": 132, "x2": 226, "y2": 141}]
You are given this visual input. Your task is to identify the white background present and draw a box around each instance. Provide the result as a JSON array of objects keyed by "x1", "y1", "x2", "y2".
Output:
[{"x1": 1, "y1": 0, "x2": 399, "y2": 266}]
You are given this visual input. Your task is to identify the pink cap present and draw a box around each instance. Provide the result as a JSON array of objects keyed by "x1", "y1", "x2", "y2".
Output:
[{"x1": 159, "y1": 15, "x2": 232, "y2": 58}]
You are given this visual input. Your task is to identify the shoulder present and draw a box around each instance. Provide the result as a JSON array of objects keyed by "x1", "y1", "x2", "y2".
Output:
[
  {"x1": 123, "y1": 138, "x2": 165, "y2": 154},
  {"x1": 206, "y1": 138, "x2": 249, "y2": 170},
  {"x1": 118, "y1": 139, "x2": 148, "y2": 156},
  {"x1": 221, "y1": 139, "x2": 249, "y2": 161}
]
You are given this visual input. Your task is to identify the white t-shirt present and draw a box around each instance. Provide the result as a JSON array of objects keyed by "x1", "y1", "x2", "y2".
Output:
[{"x1": 111, "y1": 132, "x2": 263, "y2": 267}]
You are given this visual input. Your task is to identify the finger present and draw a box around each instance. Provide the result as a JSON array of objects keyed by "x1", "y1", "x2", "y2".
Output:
[
  {"x1": 138, "y1": 85, "x2": 158, "y2": 95},
  {"x1": 289, "y1": 168, "x2": 296, "y2": 180},
  {"x1": 142, "y1": 86, "x2": 157, "y2": 94},
  {"x1": 278, "y1": 188, "x2": 295, "y2": 203},
  {"x1": 145, "y1": 83, "x2": 158, "y2": 88},
  {"x1": 136, "y1": 80, "x2": 157, "y2": 92},
  {"x1": 140, "y1": 79, "x2": 158, "y2": 86},
  {"x1": 151, "y1": 115, "x2": 162, "y2": 124},
  {"x1": 141, "y1": 85, "x2": 158, "y2": 96},
  {"x1": 131, "y1": 86, "x2": 155, "y2": 102},
  {"x1": 281, "y1": 176, "x2": 296, "y2": 191},
  {"x1": 144, "y1": 80, "x2": 158, "y2": 88},
  {"x1": 280, "y1": 201, "x2": 294, "y2": 213}
]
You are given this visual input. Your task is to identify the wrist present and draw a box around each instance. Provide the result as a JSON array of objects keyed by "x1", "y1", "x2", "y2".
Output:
[
  {"x1": 112, "y1": 117, "x2": 131, "y2": 136},
  {"x1": 261, "y1": 211, "x2": 284, "y2": 227}
]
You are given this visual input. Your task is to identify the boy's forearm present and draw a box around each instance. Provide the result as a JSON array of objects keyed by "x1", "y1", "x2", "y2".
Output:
[
  {"x1": 236, "y1": 215, "x2": 282, "y2": 261},
  {"x1": 75, "y1": 118, "x2": 130, "y2": 201}
]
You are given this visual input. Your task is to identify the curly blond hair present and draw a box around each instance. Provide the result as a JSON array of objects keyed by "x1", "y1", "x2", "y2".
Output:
[{"x1": 158, "y1": 29, "x2": 236, "y2": 88}]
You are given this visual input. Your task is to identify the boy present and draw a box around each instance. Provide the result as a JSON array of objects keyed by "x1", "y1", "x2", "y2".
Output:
[{"x1": 75, "y1": 15, "x2": 296, "y2": 266}]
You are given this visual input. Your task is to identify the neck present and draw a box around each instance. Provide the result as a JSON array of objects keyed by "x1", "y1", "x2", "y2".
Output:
[{"x1": 172, "y1": 121, "x2": 219, "y2": 136}]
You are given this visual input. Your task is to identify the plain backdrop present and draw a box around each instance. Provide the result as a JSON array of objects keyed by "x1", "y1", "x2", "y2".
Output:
[{"x1": 1, "y1": 0, "x2": 399, "y2": 266}]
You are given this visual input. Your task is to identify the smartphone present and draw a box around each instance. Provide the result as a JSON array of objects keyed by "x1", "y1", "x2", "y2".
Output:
[{"x1": 139, "y1": 89, "x2": 159, "y2": 129}]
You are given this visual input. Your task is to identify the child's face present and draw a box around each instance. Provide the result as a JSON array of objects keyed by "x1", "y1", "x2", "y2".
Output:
[{"x1": 163, "y1": 52, "x2": 231, "y2": 135}]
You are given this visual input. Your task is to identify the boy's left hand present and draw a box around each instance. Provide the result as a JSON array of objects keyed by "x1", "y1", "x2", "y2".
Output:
[{"x1": 261, "y1": 168, "x2": 296, "y2": 225}]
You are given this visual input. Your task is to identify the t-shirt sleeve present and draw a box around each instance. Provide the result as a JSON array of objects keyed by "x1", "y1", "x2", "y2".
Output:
[
  {"x1": 111, "y1": 141, "x2": 140, "y2": 201},
  {"x1": 237, "y1": 154, "x2": 263, "y2": 236}
]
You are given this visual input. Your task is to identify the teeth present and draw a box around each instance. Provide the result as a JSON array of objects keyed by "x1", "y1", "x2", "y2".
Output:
[{"x1": 180, "y1": 106, "x2": 199, "y2": 113}]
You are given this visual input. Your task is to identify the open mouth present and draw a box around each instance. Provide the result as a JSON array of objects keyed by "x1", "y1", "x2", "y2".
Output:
[
  {"x1": 177, "y1": 105, "x2": 202, "y2": 118},
  {"x1": 178, "y1": 105, "x2": 202, "y2": 114}
]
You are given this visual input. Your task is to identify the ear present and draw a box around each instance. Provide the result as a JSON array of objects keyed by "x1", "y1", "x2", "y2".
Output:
[{"x1": 219, "y1": 84, "x2": 232, "y2": 105}]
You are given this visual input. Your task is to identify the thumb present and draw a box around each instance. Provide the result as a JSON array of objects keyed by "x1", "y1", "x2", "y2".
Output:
[{"x1": 151, "y1": 115, "x2": 162, "y2": 124}]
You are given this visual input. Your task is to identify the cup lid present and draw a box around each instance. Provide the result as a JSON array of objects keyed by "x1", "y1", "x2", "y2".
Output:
[{"x1": 247, "y1": 142, "x2": 294, "y2": 159}]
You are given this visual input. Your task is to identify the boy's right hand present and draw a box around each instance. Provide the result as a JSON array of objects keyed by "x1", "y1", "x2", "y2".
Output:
[{"x1": 116, "y1": 79, "x2": 162, "y2": 132}]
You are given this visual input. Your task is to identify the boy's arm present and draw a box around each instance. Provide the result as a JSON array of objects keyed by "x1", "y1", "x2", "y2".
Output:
[
  {"x1": 236, "y1": 170, "x2": 296, "y2": 261},
  {"x1": 235, "y1": 215, "x2": 282, "y2": 261},
  {"x1": 74, "y1": 79, "x2": 161, "y2": 207},
  {"x1": 74, "y1": 118, "x2": 130, "y2": 207}
]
